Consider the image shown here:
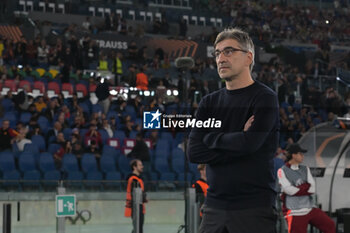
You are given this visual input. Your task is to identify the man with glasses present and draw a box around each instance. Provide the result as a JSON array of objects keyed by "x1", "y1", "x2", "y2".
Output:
[
  {"x1": 188, "y1": 28, "x2": 279, "y2": 233},
  {"x1": 278, "y1": 143, "x2": 335, "y2": 233}
]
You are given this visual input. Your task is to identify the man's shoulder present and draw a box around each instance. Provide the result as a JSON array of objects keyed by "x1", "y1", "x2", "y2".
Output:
[
  {"x1": 254, "y1": 81, "x2": 277, "y2": 97},
  {"x1": 200, "y1": 88, "x2": 225, "y2": 103}
]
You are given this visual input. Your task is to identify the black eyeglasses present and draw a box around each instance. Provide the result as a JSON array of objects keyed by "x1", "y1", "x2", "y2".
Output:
[{"x1": 212, "y1": 46, "x2": 248, "y2": 58}]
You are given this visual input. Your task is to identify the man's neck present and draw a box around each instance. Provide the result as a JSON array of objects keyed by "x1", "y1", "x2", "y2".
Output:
[
  {"x1": 225, "y1": 72, "x2": 254, "y2": 90},
  {"x1": 133, "y1": 171, "x2": 140, "y2": 176}
]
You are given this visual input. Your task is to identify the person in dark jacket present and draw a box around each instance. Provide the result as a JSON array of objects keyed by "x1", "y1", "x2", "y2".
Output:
[
  {"x1": 95, "y1": 78, "x2": 111, "y2": 114},
  {"x1": 187, "y1": 28, "x2": 279, "y2": 233}
]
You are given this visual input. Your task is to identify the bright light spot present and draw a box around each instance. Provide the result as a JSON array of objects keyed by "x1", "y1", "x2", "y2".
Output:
[
  {"x1": 325, "y1": 20, "x2": 329, "y2": 24},
  {"x1": 167, "y1": 90, "x2": 172, "y2": 96},
  {"x1": 173, "y1": 90, "x2": 179, "y2": 96},
  {"x1": 110, "y1": 90, "x2": 118, "y2": 95},
  {"x1": 144, "y1": 91, "x2": 150, "y2": 96}
]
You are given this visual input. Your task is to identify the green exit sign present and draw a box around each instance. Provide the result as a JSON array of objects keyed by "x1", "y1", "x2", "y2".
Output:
[{"x1": 56, "y1": 195, "x2": 76, "y2": 217}]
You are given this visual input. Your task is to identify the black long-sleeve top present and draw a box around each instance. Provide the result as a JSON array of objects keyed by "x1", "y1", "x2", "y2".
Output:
[{"x1": 187, "y1": 81, "x2": 279, "y2": 210}]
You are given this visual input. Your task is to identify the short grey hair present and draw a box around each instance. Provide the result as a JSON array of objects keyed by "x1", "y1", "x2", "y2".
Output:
[{"x1": 214, "y1": 28, "x2": 255, "y2": 72}]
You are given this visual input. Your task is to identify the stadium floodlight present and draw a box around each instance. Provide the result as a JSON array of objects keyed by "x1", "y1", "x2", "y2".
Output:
[
  {"x1": 151, "y1": 91, "x2": 155, "y2": 96},
  {"x1": 173, "y1": 90, "x2": 179, "y2": 96},
  {"x1": 167, "y1": 90, "x2": 172, "y2": 96},
  {"x1": 139, "y1": 91, "x2": 143, "y2": 96},
  {"x1": 110, "y1": 90, "x2": 118, "y2": 95},
  {"x1": 144, "y1": 91, "x2": 150, "y2": 96}
]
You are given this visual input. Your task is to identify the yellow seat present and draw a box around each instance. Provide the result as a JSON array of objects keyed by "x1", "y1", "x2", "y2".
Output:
[
  {"x1": 36, "y1": 68, "x2": 46, "y2": 77},
  {"x1": 49, "y1": 69, "x2": 59, "y2": 78}
]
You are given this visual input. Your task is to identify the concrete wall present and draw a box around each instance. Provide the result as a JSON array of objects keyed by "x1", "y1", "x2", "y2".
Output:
[{"x1": 0, "y1": 192, "x2": 185, "y2": 227}]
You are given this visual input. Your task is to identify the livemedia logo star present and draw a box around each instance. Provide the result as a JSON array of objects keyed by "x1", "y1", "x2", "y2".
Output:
[{"x1": 143, "y1": 110, "x2": 162, "y2": 129}]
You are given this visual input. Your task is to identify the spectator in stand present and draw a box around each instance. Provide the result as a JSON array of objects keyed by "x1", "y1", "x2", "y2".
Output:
[
  {"x1": 47, "y1": 121, "x2": 62, "y2": 145},
  {"x1": 71, "y1": 133, "x2": 84, "y2": 161},
  {"x1": 152, "y1": 18, "x2": 162, "y2": 34},
  {"x1": 82, "y1": 17, "x2": 91, "y2": 32},
  {"x1": 84, "y1": 123, "x2": 102, "y2": 149},
  {"x1": 113, "y1": 52, "x2": 123, "y2": 85},
  {"x1": 0, "y1": 38, "x2": 4, "y2": 66},
  {"x1": 160, "y1": 18, "x2": 169, "y2": 35},
  {"x1": 34, "y1": 96, "x2": 47, "y2": 113},
  {"x1": 0, "y1": 120, "x2": 18, "y2": 151},
  {"x1": 44, "y1": 99, "x2": 59, "y2": 122},
  {"x1": 123, "y1": 115, "x2": 134, "y2": 138},
  {"x1": 128, "y1": 41, "x2": 138, "y2": 60},
  {"x1": 14, "y1": 128, "x2": 31, "y2": 152},
  {"x1": 125, "y1": 64, "x2": 137, "y2": 87},
  {"x1": 179, "y1": 18, "x2": 187, "y2": 38},
  {"x1": 85, "y1": 139, "x2": 102, "y2": 163},
  {"x1": 95, "y1": 78, "x2": 111, "y2": 115},
  {"x1": 37, "y1": 39, "x2": 49, "y2": 66},
  {"x1": 102, "y1": 118, "x2": 113, "y2": 138},
  {"x1": 109, "y1": 116, "x2": 118, "y2": 131},
  {"x1": 127, "y1": 132, "x2": 150, "y2": 172},
  {"x1": 57, "y1": 112, "x2": 69, "y2": 129},
  {"x1": 105, "y1": 12, "x2": 117, "y2": 31},
  {"x1": 136, "y1": 67, "x2": 149, "y2": 90}
]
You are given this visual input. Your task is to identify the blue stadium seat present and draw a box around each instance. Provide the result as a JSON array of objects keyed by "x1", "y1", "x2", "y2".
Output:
[
  {"x1": 154, "y1": 158, "x2": 170, "y2": 174},
  {"x1": 23, "y1": 143, "x2": 40, "y2": 155},
  {"x1": 102, "y1": 145, "x2": 120, "y2": 160},
  {"x1": 118, "y1": 155, "x2": 132, "y2": 178},
  {"x1": 92, "y1": 104, "x2": 103, "y2": 113},
  {"x1": 85, "y1": 171, "x2": 103, "y2": 189},
  {"x1": 39, "y1": 153, "x2": 56, "y2": 173},
  {"x1": 4, "y1": 111, "x2": 17, "y2": 128},
  {"x1": 48, "y1": 143, "x2": 61, "y2": 155},
  {"x1": 100, "y1": 155, "x2": 117, "y2": 174},
  {"x1": 81, "y1": 153, "x2": 98, "y2": 174},
  {"x1": 177, "y1": 172, "x2": 193, "y2": 186},
  {"x1": 19, "y1": 112, "x2": 32, "y2": 124},
  {"x1": 66, "y1": 171, "x2": 84, "y2": 188},
  {"x1": 156, "y1": 139, "x2": 170, "y2": 151},
  {"x1": 22, "y1": 170, "x2": 41, "y2": 187},
  {"x1": 1, "y1": 98, "x2": 15, "y2": 112},
  {"x1": 31, "y1": 135, "x2": 46, "y2": 152},
  {"x1": 188, "y1": 162, "x2": 198, "y2": 174},
  {"x1": 18, "y1": 153, "x2": 36, "y2": 173},
  {"x1": 42, "y1": 170, "x2": 61, "y2": 187},
  {"x1": 79, "y1": 102, "x2": 90, "y2": 114},
  {"x1": 172, "y1": 158, "x2": 185, "y2": 174},
  {"x1": 37, "y1": 116, "x2": 50, "y2": 134},
  {"x1": 0, "y1": 151, "x2": 16, "y2": 172},
  {"x1": 114, "y1": 130, "x2": 126, "y2": 146},
  {"x1": 63, "y1": 128, "x2": 72, "y2": 140},
  {"x1": 62, "y1": 153, "x2": 79, "y2": 172},
  {"x1": 3, "y1": 170, "x2": 21, "y2": 190},
  {"x1": 98, "y1": 129, "x2": 110, "y2": 144},
  {"x1": 171, "y1": 148, "x2": 185, "y2": 160},
  {"x1": 105, "y1": 171, "x2": 122, "y2": 190}
]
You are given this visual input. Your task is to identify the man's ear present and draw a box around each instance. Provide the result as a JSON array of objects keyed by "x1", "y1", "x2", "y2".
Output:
[{"x1": 246, "y1": 52, "x2": 253, "y2": 67}]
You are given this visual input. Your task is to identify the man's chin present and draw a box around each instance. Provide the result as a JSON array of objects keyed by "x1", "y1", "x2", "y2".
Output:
[{"x1": 220, "y1": 76, "x2": 232, "y2": 82}]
